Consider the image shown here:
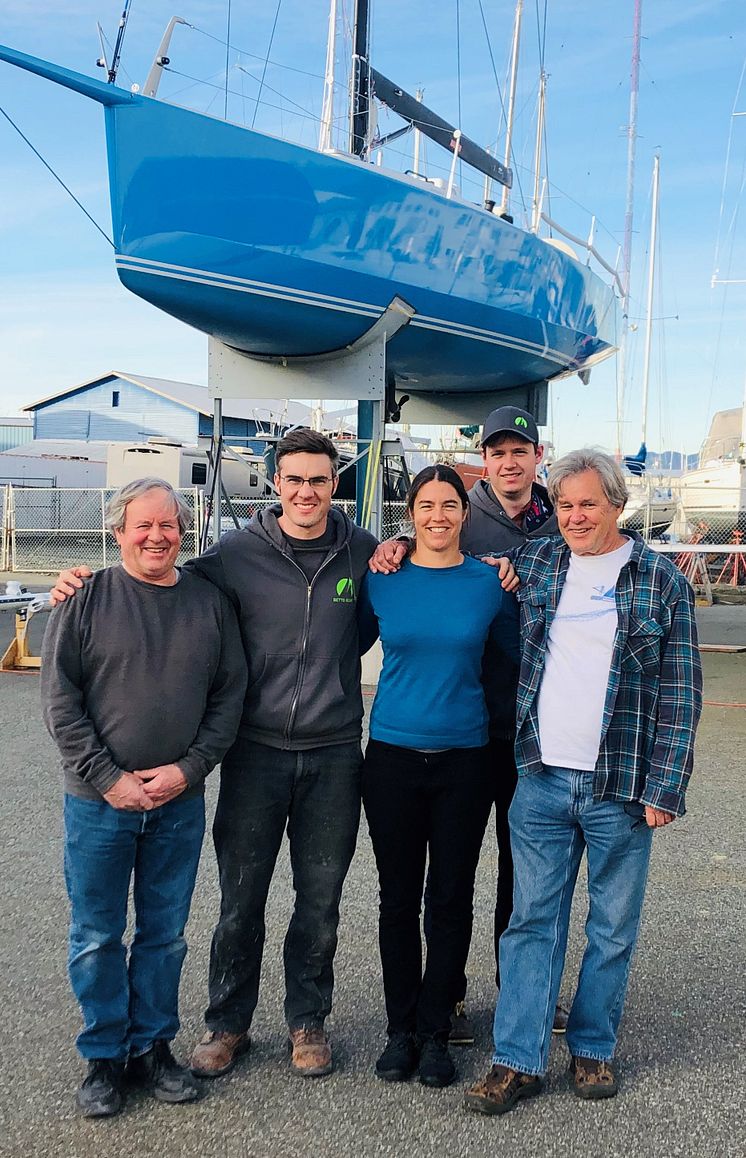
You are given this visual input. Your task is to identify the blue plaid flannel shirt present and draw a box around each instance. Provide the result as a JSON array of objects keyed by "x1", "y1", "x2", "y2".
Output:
[{"x1": 511, "y1": 531, "x2": 702, "y2": 816}]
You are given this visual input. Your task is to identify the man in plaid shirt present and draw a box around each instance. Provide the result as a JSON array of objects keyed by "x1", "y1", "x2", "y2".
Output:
[{"x1": 466, "y1": 449, "x2": 702, "y2": 1116}]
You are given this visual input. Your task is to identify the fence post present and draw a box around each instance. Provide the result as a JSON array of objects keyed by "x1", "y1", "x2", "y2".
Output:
[
  {"x1": 9, "y1": 484, "x2": 16, "y2": 572},
  {"x1": 193, "y1": 488, "x2": 200, "y2": 558},
  {"x1": 101, "y1": 490, "x2": 107, "y2": 569},
  {"x1": 0, "y1": 485, "x2": 7, "y2": 571}
]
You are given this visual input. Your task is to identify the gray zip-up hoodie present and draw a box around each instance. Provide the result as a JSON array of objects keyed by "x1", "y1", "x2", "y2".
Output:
[
  {"x1": 460, "y1": 479, "x2": 559, "y2": 740},
  {"x1": 184, "y1": 505, "x2": 378, "y2": 750},
  {"x1": 460, "y1": 478, "x2": 559, "y2": 555}
]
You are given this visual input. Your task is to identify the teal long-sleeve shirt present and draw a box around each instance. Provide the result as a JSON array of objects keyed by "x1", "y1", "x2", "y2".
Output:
[{"x1": 359, "y1": 555, "x2": 520, "y2": 750}]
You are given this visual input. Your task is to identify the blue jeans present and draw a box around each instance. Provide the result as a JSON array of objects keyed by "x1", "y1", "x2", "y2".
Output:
[
  {"x1": 64, "y1": 793, "x2": 205, "y2": 1061},
  {"x1": 492, "y1": 766, "x2": 653, "y2": 1075},
  {"x1": 206, "y1": 740, "x2": 362, "y2": 1033}
]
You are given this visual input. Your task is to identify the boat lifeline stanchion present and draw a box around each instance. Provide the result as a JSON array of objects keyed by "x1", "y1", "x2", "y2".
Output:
[
  {"x1": 205, "y1": 296, "x2": 416, "y2": 539},
  {"x1": 0, "y1": 587, "x2": 52, "y2": 674}
]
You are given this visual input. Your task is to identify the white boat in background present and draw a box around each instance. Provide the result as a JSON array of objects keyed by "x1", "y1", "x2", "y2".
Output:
[
  {"x1": 678, "y1": 403, "x2": 746, "y2": 538},
  {"x1": 618, "y1": 478, "x2": 678, "y2": 537}
]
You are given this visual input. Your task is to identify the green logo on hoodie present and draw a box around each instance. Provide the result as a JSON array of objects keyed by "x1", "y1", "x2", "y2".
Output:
[{"x1": 333, "y1": 577, "x2": 356, "y2": 604}]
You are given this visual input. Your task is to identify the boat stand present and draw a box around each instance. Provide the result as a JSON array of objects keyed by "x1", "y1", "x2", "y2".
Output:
[
  {"x1": 675, "y1": 530, "x2": 713, "y2": 606},
  {"x1": 714, "y1": 531, "x2": 746, "y2": 587},
  {"x1": 0, "y1": 595, "x2": 51, "y2": 674},
  {"x1": 205, "y1": 297, "x2": 416, "y2": 540}
]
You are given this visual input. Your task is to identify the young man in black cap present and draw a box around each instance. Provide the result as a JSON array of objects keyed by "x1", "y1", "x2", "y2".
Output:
[{"x1": 370, "y1": 405, "x2": 567, "y2": 1045}]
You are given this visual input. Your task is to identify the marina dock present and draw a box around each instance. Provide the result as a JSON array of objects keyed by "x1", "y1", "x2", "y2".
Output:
[{"x1": 0, "y1": 606, "x2": 743, "y2": 1158}]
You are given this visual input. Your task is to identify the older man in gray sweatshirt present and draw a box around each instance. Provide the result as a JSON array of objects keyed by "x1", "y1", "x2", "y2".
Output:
[{"x1": 42, "y1": 478, "x2": 247, "y2": 1119}]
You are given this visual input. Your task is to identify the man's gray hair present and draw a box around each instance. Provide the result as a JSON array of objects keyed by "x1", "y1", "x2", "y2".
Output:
[
  {"x1": 547, "y1": 449, "x2": 629, "y2": 509},
  {"x1": 105, "y1": 478, "x2": 192, "y2": 535}
]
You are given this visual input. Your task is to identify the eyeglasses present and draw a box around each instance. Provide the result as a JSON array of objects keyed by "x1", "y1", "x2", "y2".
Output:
[{"x1": 279, "y1": 475, "x2": 334, "y2": 490}]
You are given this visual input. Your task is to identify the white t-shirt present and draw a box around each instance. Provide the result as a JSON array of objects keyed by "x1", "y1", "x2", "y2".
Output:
[{"x1": 537, "y1": 538, "x2": 634, "y2": 771}]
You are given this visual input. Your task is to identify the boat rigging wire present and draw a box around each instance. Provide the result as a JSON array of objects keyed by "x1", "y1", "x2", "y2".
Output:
[
  {"x1": 475, "y1": 0, "x2": 527, "y2": 211},
  {"x1": 712, "y1": 54, "x2": 746, "y2": 281},
  {"x1": 252, "y1": 0, "x2": 284, "y2": 129},
  {"x1": 0, "y1": 105, "x2": 114, "y2": 248},
  {"x1": 224, "y1": 0, "x2": 232, "y2": 119},
  {"x1": 705, "y1": 55, "x2": 746, "y2": 427},
  {"x1": 188, "y1": 22, "x2": 329, "y2": 85},
  {"x1": 166, "y1": 66, "x2": 321, "y2": 127}
]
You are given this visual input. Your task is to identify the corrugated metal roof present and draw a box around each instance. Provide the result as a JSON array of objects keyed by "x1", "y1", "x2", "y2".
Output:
[
  {"x1": 22, "y1": 372, "x2": 315, "y2": 425},
  {"x1": 0, "y1": 417, "x2": 33, "y2": 427},
  {"x1": 1, "y1": 440, "x2": 109, "y2": 461}
]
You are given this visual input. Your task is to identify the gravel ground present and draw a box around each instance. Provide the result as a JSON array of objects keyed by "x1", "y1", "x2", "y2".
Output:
[{"x1": 0, "y1": 616, "x2": 743, "y2": 1158}]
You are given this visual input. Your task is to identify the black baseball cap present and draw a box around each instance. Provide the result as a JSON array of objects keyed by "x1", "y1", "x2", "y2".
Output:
[{"x1": 481, "y1": 406, "x2": 540, "y2": 447}]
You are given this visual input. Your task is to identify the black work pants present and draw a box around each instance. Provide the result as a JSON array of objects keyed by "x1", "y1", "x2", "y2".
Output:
[
  {"x1": 424, "y1": 735, "x2": 518, "y2": 999},
  {"x1": 362, "y1": 739, "x2": 493, "y2": 1039}
]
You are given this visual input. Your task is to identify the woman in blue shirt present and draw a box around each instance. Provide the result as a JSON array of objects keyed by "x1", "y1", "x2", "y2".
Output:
[{"x1": 359, "y1": 464, "x2": 520, "y2": 1089}]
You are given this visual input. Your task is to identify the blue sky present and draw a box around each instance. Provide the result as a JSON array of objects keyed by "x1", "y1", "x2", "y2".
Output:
[{"x1": 0, "y1": 0, "x2": 744, "y2": 456}]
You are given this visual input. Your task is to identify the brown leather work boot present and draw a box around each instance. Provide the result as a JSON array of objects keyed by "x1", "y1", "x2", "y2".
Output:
[
  {"x1": 464, "y1": 1064, "x2": 543, "y2": 1116},
  {"x1": 570, "y1": 1056, "x2": 618, "y2": 1099},
  {"x1": 190, "y1": 1029, "x2": 251, "y2": 1078},
  {"x1": 288, "y1": 1027, "x2": 333, "y2": 1077}
]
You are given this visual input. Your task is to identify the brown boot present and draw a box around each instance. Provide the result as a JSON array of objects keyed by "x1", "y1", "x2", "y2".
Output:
[
  {"x1": 570, "y1": 1056, "x2": 618, "y2": 1099},
  {"x1": 464, "y1": 1064, "x2": 543, "y2": 1116},
  {"x1": 190, "y1": 1030, "x2": 251, "y2": 1078},
  {"x1": 288, "y1": 1027, "x2": 333, "y2": 1077}
]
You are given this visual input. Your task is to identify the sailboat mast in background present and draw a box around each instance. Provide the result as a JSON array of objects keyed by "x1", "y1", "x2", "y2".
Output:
[{"x1": 617, "y1": 0, "x2": 644, "y2": 456}]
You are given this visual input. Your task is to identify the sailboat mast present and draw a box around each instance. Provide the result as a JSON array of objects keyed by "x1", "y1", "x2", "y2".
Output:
[
  {"x1": 350, "y1": 0, "x2": 371, "y2": 157},
  {"x1": 499, "y1": 0, "x2": 523, "y2": 217},
  {"x1": 319, "y1": 0, "x2": 338, "y2": 151},
  {"x1": 616, "y1": 0, "x2": 643, "y2": 455},
  {"x1": 640, "y1": 153, "x2": 660, "y2": 449},
  {"x1": 531, "y1": 69, "x2": 546, "y2": 233}
]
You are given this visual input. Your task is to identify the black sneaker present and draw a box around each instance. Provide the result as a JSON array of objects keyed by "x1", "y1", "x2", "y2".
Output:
[
  {"x1": 418, "y1": 1035, "x2": 456, "y2": 1088},
  {"x1": 127, "y1": 1040, "x2": 201, "y2": 1103},
  {"x1": 375, "y1": 1032, "x2": 420, "y2": 1082},
  {"x1": 449, "y1": 1001, "x2": 475, "y2": 1046},
  {"x1": 76, "y1": 1058, "x2": 126, "y2": 1118}
]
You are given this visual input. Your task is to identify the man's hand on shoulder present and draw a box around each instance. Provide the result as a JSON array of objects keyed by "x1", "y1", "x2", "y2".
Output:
[
  {"x1": 368, "y1": 538, "x2": 410, "y2": 574},
  {"x1": 103, "y1": 772, "x2": 154, "y2": 811},
  {"x1": 134, "y1": 763, "x2": 189, "y2": 806},
  {"x1": 478, "y1": 555, "x2": 520, "y2": 593},
  {"x1": 50, "y1": 565, "x2": 93, "y2": 606},
  {"x1": 645, "y1": 805, "x2": 675, "y2": 828}
]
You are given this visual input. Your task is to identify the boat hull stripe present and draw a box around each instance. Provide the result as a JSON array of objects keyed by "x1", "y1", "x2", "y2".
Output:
[{"x1": 115, "y1": 255, "x2": 570, "y2": 365}]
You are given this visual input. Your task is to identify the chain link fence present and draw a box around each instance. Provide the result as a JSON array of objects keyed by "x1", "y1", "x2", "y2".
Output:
[
  {"x1": 1, "y1": 484, "x2": 744, "y2": 590},
  {"x1": 211, "y1": 497, "x2": 409, "y2": 544},
  {"x1": 6, "y1": 487, "x2": 201, "y2": 573}
]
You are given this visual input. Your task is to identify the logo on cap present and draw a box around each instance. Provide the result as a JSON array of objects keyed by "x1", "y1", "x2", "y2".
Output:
[{"x1": 515, "y1": 416, "x2": 528, "y2": 428}]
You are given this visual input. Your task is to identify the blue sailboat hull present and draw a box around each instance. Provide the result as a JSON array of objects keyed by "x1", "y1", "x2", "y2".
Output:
[{"x1": 1, "y1": 44, "x2": 619, "y2": 394}]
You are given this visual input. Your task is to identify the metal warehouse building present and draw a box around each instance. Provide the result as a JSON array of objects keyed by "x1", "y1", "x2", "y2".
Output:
[{"x1": 22, "y1": 371, "x2": 313, "y2": 450}]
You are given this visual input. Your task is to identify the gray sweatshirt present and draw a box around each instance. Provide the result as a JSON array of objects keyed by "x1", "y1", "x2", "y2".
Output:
[
  {"x1": 460, "y1": 479, "x2": 559, "y2": 555},
  {"x1": 185, "y1": 505, "x2": 378, "y2": 750},
  {"x1": 41, "y1": 565, "x2": 248, "y2": 801}
]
